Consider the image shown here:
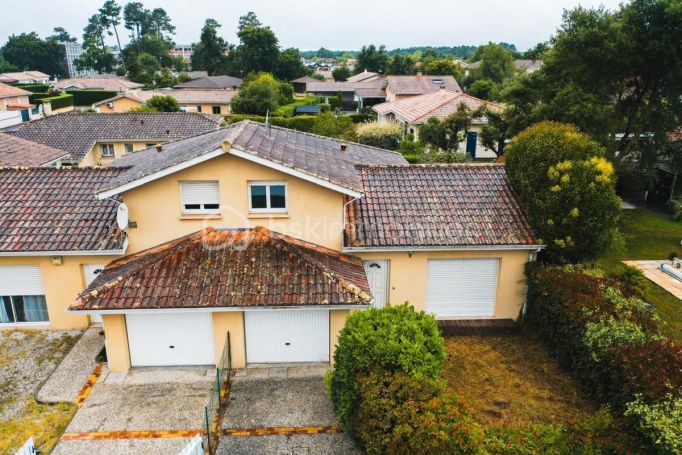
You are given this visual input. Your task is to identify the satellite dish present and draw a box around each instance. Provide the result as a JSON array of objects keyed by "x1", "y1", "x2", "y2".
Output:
[{"x1": 116, "y1": 203, "x2": 129, "y2": 230}]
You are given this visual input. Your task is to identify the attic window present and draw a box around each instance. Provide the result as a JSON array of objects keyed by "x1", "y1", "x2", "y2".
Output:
[{"x1": 180, "y1": 181, "x2": 220, "y2": 214}]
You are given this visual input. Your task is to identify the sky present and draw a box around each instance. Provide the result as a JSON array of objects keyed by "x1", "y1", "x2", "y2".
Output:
[{"x1": 2, "y1": 0, "x2": 624, "y2": 51}]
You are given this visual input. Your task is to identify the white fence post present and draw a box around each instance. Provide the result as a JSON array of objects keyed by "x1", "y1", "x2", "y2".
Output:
[{"x1": 179, "y1": 434, "x2": 204, "y2": 455}]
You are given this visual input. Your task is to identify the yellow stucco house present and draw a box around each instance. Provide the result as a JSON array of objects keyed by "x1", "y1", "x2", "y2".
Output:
[
  {"x1": 11, "y1": 112, "x2": 224, "y2": 166},
  {"x1": 93, "y1": 89, "x2": 237, "y2": 115},
  {"x1": 1, "y1": 120, "x2": 540, "y2": 374}
]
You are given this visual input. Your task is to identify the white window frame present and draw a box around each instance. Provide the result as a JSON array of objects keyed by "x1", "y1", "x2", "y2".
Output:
[
  {"x1": 248, "y1": 181, "x2": 288, "y2": 213},
  {"x1": 1, "y1": 295, "x2": 50, "y2": 326},
  {"x1": 100, "y1": 143, "x2": 115, "y2": 158},
  {"x1": 180, "y1": 180, "x2": 221, "y2": 215}
]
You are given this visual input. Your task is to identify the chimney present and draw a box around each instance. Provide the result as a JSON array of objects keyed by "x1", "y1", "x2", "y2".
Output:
[
  {"x1": 155, "y1": 143, "x2": 163, "y2": 153},
  {"x1": 340, "y1": 143, "x2": 348, "y2": 152}
]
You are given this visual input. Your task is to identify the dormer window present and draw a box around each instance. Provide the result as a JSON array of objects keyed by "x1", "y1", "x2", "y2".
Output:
[
  {"x1": 180, "y1": 181, "x2": 220, "y2": 214},
  {"x1": 248, "y1": 181, "x2": 287, "y2": 213}
]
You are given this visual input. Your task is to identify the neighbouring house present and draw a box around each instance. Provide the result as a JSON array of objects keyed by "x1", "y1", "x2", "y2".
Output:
[
  {"x1": 373, "y1": 89, "x2": 503, "y2": 159},
  {"x1": 0, "y1": 133, "x2": 69, "y2": 166},
  {"x1": 12, "y1": 112, "x2": 224, "y2": 166},
  {"x1": 0, "y1": 167, "x2": 128, "y2": 329},
  {"x1": 0, "y1": 71, "x2": 51, "y2": 85},
  {"x1": 290, "y1": 76, "x2": 319, "y2": 94},
  {"x1": 170, "y1": 44, "x2": 195, "y2": 64},
  {"x1": 0, "y1": 120, "x2": 540, "y2": 373},
  {"x1": 463, "y1": 59, "x2": 543, "y2": 77},
  {"x1": 55, "y1": 76, "x2": 143, "y2": 93},
  {"x1": 174, "y1": 75, "x2": 243, "y2": 90},
  {"x1": 306, "y1": 73, "x2": 463, "y2": 110},
  {"x1": 0, "y1": 82, "x2": 42, "y2": 129},
  {"x1": 92, "y1": 89, "x2": 238, "y2": 115}
]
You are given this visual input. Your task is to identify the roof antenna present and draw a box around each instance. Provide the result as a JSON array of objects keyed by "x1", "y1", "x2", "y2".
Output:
[{"x1": 265, "y1": 110, "x2": 272, "y2": 137}]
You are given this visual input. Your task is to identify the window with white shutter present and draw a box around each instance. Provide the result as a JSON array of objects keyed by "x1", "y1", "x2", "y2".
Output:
[{"x1": 180, "y1": 181, "x2": 220, "y2": 214}]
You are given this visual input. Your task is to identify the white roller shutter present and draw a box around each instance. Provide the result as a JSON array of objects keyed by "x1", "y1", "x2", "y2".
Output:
[
  {"x1": 426, "y1": 259, "x2": 499, "y2": 318},
  {"x1": 126, "y1": 313, "x2": 215, "y2": 367},
  {"x1": 0, "y1": 266, "x2": 45, "y2": 295},
  {"x1": 180, "y1": 181, "x2": 220, "y2": 209},
  {"x1": 245, "y1": 310, "x2": 329, "y2": 363}
]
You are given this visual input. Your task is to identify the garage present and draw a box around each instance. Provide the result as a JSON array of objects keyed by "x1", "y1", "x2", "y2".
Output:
[
  {"x1": 126, "y1": 313, "x2": 215, "y2": 367},
  {"x1": 245, "y1": 310, "x2": 329, "y2": 363},
  {"x1": 426, "y1": 259, "x2": 499, "y2": 318}
]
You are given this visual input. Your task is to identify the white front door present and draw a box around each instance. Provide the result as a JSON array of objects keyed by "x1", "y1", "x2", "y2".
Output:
[
  {"x1": 126, "y1": 313, "x2": 215, "y2": 367},
  {"x1": 426, "y1": 259, "x2": 499, "y2": 318},
  {"x1": 83, "y1": 264, "x2": 105, "y2": 324},
  {"x1": 363, "y1": 260, "x2": 389, "y2": 308},
  {"x1": 245, "y1": 310, "x2": 329, "y2": 363}
]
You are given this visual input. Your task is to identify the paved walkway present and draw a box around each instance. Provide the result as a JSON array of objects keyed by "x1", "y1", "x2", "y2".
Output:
[
  {"x1": 625, "y1": 260, "x2": 682, "y2": 300},
  {"x1": 37, "y1": 326, "x2": 104, "y2": 403}
]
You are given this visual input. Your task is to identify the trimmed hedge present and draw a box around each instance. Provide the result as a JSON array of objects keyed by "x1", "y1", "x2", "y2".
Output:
[
  {"x1": 15, "y1": 83, "x2": 51, "y2": 93},
  {"x1": 224, "y1": 114, "x2": 317, "y2": 133},
  {"x1": 67, "y1": 90, "x2": 118, "y2": 106},
  {"x1": 348, "y1": 113, "x2": 375, "y2": 124},
  {"x1": 31, "y1": 93, "x2": 74, "y2": 110}
]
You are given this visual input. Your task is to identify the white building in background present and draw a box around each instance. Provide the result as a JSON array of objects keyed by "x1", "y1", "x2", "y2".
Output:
[{"x1": 61, "y1": 42, "x2": 96, "y2": 78}]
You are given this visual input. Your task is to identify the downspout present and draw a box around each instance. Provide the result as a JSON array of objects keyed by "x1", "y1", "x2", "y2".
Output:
[{"x1": 343, "y1": 195, "x2": 361, "y2": 247}]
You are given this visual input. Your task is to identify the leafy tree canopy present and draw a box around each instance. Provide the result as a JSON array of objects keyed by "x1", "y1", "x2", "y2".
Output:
[
  {"x1": 231, "y1": 72, "x2": 293, "y2": 116},
  {"x1": 355, "y1": 44, "x2": 388, "y2": 74},
  {"x1": 1, "y1": 32, "x2": 63, "y2": 76},
  {"x1": 332, "y1": 64, "x2": 352, "y2": 82},
  {"x1": 191, "y1": 18, "x2": 230, "y2": 76},
  {"x1": 423, "y1": 58, "x2": 463, "y2": 80},
  {"x1": 386, "y1": 54, "x2": 416, "y2": 75}
]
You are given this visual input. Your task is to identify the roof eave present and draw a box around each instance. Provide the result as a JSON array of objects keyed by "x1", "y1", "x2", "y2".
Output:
[
  {"x1": 343, "y1": 244, "x2": 544, "y2": 253},
  {"x1": 68, "y1": 303, "x2": 373, "y2": 314},
  {"x1": 0, "y1": 237, "x2": 128, "y2": 257}
]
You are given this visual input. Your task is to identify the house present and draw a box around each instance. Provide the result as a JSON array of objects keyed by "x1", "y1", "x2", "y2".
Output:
[
  {"x1": 0, "y1": 71, "x2": 51, "y2": 85},
  {"x1": 373, "y1": 89, "x2": 503, "y2": 159},
  {"x1": 174, "y1": 75, "x2": 243, "y2": 90},
  {"x1": 0, "y1": 133, "x2": 69, "y2": 166},
  {"x1": 170, "y1": 44, "x2": 195, "y2": 64},
  {"x1": 12, "y1": 112, "x2": 224, "y2": 166},
  {"x1": 346, "y1": 70, "x2": 382, "y2": 83},
  {"x1": 0, "y1": 120, "x2": 539, "y2": 373},
  {"x1": 0, "y1": 82, "x2": 42, "y2": 128},
  {"x1": 384, "y1": 74, "x2": 462, "y2": 102},
  {"x1": 55, "y1": 76, "x2": 143, "y2": 93},
  {"x1": 290, "y1": 76, "x2": 319, "y2": 94},
  {"x1": 92, "y1": 89, "x2": 237, "y2": 115},
  {"x1": 463, "y1": 59, "x2": 543, "y2": 77}
]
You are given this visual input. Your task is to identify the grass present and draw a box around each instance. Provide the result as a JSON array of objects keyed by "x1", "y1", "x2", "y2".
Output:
[
  {"x1": 443, "y1": 334, "x2": 597, "y2": 425},
  {"x1": 0, "y1": 330, "x2": 79, "y2": 454},
  {"x1": 597, "y1": 208, "x2": 682, "y2": 341},
  {"x1": 273, "y1": 95, "x2": 320, "y2": 117}
]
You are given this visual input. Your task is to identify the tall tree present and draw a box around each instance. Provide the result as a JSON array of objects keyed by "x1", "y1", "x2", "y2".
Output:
[
  {"x1": 238, "y1": 12, "x2": 261, "y2": 31},
  {"x1": 355, "y1": 44, "x2": 388, "y2": 74},
  {"x1": 1, "y1": 32, "x2": 63, "y2": 75},
  {"x1": 192, "y1": 19, "x2": 230, "y2": 75},
  {"x1": 99, "y1": 0, "x2": 123, "y2": 51},
  {"x1": 49, "y1": 27, "x2": 77, "y2": 43},
  {"x1": 123, "y1": 2, "x2": 148, "y2": 40},
  {"x1": 332, "y1": 64, "x2": 351, "y2": 82},
  {"x1": 386, "y1": 54, "x2": 415, "y2": 75},
  {"x1": 423, "y1": 58, "x2": 463, "y2": 79},
  {"x1": 228, "y1": 13, "x2": 279, "y2": 76},
  {"x1": 147, "y1": 8, "x2": 175, "y2": 40},
  {"x1": 473, "y1": 43, "x2": 515, "y2": 84},
  {"x1": 276, "y1": 48, "x2": 307, "y2": 81}
]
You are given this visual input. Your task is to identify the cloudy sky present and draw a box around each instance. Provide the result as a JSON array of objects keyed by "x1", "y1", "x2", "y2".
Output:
[{"x1": 2, "y1": 0, "x2": 623, "y2": 51}]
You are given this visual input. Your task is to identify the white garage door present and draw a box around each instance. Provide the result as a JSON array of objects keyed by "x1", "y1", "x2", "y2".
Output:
[
  {"x1": 245, "y1": 310, "x2": 329, "y2": 363},
  {"x1": 426, "y1": 259, "x2": 499, "y2": 318},
  {"x1": 126, "y1": 313, "x2": 215, "y2": 367}
]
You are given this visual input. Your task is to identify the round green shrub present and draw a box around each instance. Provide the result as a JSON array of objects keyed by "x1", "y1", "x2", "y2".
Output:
[
  {"x1": 351, "y1": 369, "x2": 480, "y2": 455},
  {"x1": 329, "y1": 303, "x2": 445, "y2": 431}
]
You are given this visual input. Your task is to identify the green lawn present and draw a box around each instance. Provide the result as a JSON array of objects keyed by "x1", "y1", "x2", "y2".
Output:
[{"x1": 597, "y1": 208, "x2": 682, "y2": 341}]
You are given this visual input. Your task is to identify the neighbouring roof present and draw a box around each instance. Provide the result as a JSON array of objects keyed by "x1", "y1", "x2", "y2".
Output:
[
  {"x1": 0, "y1": 133, "x2": 69, "y2": 166},
  {"x1": 55, "y1": 76, "x2": 143, "y2": 92},
  {"x1": 0, "y1": 167, "x2": 127, "y2": 253},
  {"x1": 0, "y1": 71, "x2": 50, "y2": 83},
  {"x1": 385, "y1": 75, "x2": 462, "y2": 95},
  {"x1": 373, "y1": 90, "x2": 502, "y2": 124},
  {"x1": 347, "y1": 164, "x2": 538, "y2": 248},
  {"x1": 514, "y1": 59, "x2": 543, "y2": 72},
  {"x1": 346, "y1": 71, "x2": 381, "y2": 83},
  {"x1": 175, "y1": 75, "x2": 243, "y2": 90},
  {"x1": 306, "y1": 79, "x2": 387, "y2": 96},
  {"x1": 0, "y1": 82, "x2": 32, "y2": 99},
  {"x1": 290, "y1": 76, "x2": 319, "y2": 84},
  {"x1": 101, "y1": 120, "x2": 407, "y2": 196},
  {"x1": 70, "y1": 227, "x2": 372, "y2": 311},
  {"x1": 133, "y1": 89, "x2": 238, "y2": 105},
  {"x1": 12, "y1": 112, "x2": 224, "y2": 161}
]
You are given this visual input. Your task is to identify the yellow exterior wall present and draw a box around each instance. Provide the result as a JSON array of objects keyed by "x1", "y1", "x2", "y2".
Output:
[
  {"x1": 212, "y1": 312, "x2": 246, "y2": 369},
  {"x1": 0, "y1": 255, "x2": 119, "y2": 330},
  {"x1": 102, "y1": 314, "x2": 131, "y2": 372},
  {"x1": 185, "y1": 103, "x2": 230, "y2": 115},
  {"x1": 80, "y1": 141, "x2": 156, "y2": 167},
  {"x1": 357, "y1": 249, "x2": 531, "y2": 320},
  {"x1": 329, "y1": 309, "x2": 349, "y2": 365},
  {"x1": 96, "y1": 97, "x2": 143, "y2": 113},
  {"x1": 122, "y1": 153, "x2": 345, "y2": 253}
]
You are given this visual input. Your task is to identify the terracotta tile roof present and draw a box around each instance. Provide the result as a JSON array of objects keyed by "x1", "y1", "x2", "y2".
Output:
[
  {"x1": 175, "y1": 75, "x2": 243, "y2": 89},
  {"x1": 347, "y1": 164, "x2": 538, "y2": 248},
  {"x1": 12, "y1": 112, "x2": 224, "y2": 161},
  {"x1": 373, "y1": 90, "x2": 502, "y2": 124},
  {"x1": 346, "y1": 71, "x2": 381, "y2": 83},
  {"x1": 0, "y1": 82, "x2": 32, "y2": 99},
  {"x1": 385, "y1": 75, "x2": 461, "y2": 95},
  {"x1": 70, "y1": 227, "x2": 372, "y2": 311},
  {"x1": 55, "y1": 77, "x2": 143, "y2": 92},
  {"x1": 0, "y1": 167, "x2": 127, "y2": 253},
  {"x1": 306, "y1": 79, "x2": 386, "y2": 95},
  {"x1": 102, "y1": 120, "x2": 407, "y2": 195},
  {"x1": 133, "y1": 89, "x2": 238, "y2": 105},
  {"x1": 290, "y1": 76, "x2": 319, "y2": 83},
  {"x1": 0, "y1": 133, "x2": 69, "y2": 166},
  {"x1": 0, "y1": 71, "x2": 50, "y2": 83}
]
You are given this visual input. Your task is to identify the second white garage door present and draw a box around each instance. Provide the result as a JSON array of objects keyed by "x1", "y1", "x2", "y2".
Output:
[
  {"x1": 126, "y1": 313, "x2": 215, "y2": 367},
  {"x1": 426, "y1": 259, "x2": 499, "y2": 318},
  {"x1": 245, "y1": 310, "x2": 329, "y2": 363}
]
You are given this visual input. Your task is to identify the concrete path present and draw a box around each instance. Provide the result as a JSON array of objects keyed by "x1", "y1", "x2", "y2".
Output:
[
  {"x1": 37, "y1": 326, "x2": 104, "y2": 403},
  {"x1": 625, "y1": 260, "x2": 682, "y2": 300}
]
